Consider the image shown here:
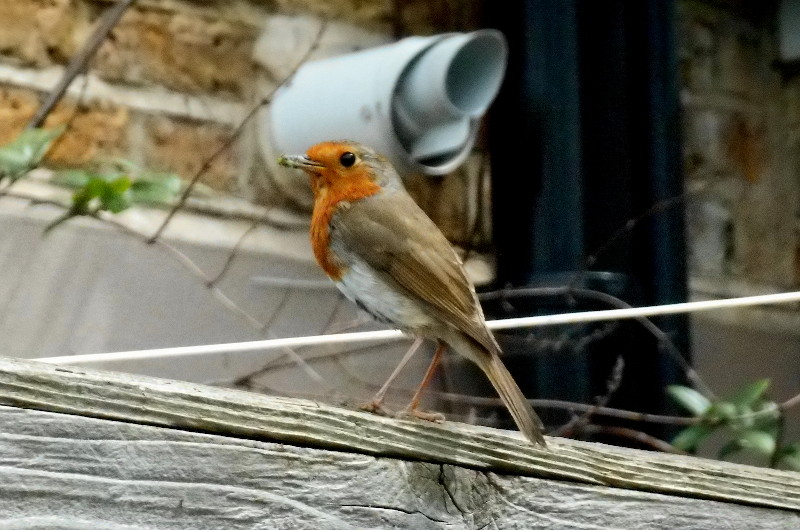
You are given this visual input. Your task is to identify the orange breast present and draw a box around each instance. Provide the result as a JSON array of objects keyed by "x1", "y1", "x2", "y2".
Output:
[{"x1": 310, "y1": 178, "x2": 380, "y2": 281}]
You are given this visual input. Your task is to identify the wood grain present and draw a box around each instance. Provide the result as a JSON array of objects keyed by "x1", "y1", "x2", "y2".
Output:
[
  {"x1": 3, "y1": 405, "x2": 799, "y2": 529},
  {"x1": 0, "y1": 356, "x2": 799, "y2": 514}
]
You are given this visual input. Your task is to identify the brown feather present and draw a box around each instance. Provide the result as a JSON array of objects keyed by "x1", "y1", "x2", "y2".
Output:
[
  {"x1": 333, "y1": 191, "x2": 498, "y2": 352},
  {"x1": 475, "y1": 347, "x2": 546, "y2": 445}
]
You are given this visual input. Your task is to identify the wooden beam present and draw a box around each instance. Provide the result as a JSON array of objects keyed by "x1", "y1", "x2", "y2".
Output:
[
  {"x1": 0, "y1": 356, "x2": 798, "y2": 514},
  {"x1": 3, "y1": 405, "x2": 798, "y2": 529}
]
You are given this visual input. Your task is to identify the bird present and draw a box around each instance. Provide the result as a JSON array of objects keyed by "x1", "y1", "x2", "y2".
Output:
[{"x1": 278, "y1": 141, "x2": 546, "y2": 445}]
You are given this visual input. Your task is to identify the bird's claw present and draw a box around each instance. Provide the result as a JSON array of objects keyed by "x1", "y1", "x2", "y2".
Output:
[
  {"x1": 358, "y1": 400, "x2": 394, "y2": 417},
  {"x1": 396, "y1": 408, "x2": 446, "y2": 423}
]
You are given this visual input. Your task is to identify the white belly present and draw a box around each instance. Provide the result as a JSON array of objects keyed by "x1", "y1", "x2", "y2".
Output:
[{"x1": 335, "y1": 257, "x2": 432, "y2": 331}]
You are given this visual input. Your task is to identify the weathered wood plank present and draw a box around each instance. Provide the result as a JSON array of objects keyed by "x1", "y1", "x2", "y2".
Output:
[
  {"x1": 0, "y1": 356, "x2": 799, "y2": 513},
  {"x1": 2, "y1": 405, "x2": 798, "y2": 529}
]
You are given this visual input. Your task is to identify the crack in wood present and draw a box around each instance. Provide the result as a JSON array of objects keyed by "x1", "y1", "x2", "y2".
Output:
[{"x1": 339, "y1": 503, "x2": 448, "y2": 524}]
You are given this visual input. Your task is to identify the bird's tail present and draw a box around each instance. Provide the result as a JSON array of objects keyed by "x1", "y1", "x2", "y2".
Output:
[{"x1": 476, "y1": 350, "x2": 546, "y2": 446}]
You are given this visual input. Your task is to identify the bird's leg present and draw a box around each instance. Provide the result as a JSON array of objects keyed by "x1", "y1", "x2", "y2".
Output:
[
  {"x1": 359, "y1": 337, "x2": 424, "y2": 416},
  {"x1": 398, "y1": 340, "x2": 446, "y2": 423}
]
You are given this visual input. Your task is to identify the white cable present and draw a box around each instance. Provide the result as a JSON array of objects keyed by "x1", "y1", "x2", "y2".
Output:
[
  {"x1": 488, "y1": 290, "x2": 800, "y2": 330},
  {"x1": 36, "y1": 290, "x2": 800, "y2": 365},
  {"x1": 37, "y1": 329, "x2": 404, "y2": 365},
  {"x1": 250, "y1": 276, "x2": 335, "y2": 290}
]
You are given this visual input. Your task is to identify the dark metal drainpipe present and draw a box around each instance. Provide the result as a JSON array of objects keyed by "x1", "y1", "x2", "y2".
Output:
[{"x1": 482, "y1": 0, "x2": 690, "y2": 440}]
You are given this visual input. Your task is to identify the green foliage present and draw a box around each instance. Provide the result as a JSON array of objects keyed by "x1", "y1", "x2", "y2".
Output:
[
  {"x1": 0, "y1": 126, "x2": 65, "y2": 181},
  {"x1": 46, "y1": 162, "x2": 184, "y2": 232},
  {"x1": 670, "y1": 424, "x2": 714, "y2": 452},
  {"x1": 667, "y1": 385, "x2": 711, "y2": 416},
  {"x1": 0, "y1": 127, "x2": 184, "y2": 231},
  {"x1": 72, "y1": 176, "x2": 132, "y2": 214},
  {"x1": 54, "y1": 165, "x2": 183, "y2": 206},
  {"x1": 730, "y1": 379, "x2": 771, "y2": 408},
  {"x1": 668, "y1": 379, "x2": 784, "y2": 466},
  {"x1": 775, "y1": 442, "x2": 800, "y2": 471}
]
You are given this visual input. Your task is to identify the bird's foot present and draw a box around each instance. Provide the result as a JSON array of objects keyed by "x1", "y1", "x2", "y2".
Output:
[
  {"x1": 396, "y1": 408, "x2": 446, "y2": 423},
  {"x1": 358, "y1": 400, "x2": 394, "y2": 417}
]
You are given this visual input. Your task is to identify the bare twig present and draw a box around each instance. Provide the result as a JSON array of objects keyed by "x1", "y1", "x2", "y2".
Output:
[
  {"x1": 573, "y1": 178, "x2": 718, "y2": 282},
  {"x1": 237, "y1": 340, "x2": 701, "y2": 427},
  {"x1": 93, "y1": 213, "x2": 328, "y2": 387},
  {"x1": 2, "y1": 190, "x2": 331, "y2": 385},
  {"x1": 148, "y1": 20, "x2": 328, "y2": 243},
  {"x1": 479, "y1": 285, "x2": 716, "y2": 398},
  {"x1": 579, "y1": 194, "x2": 689, "y2": 275},
  {"x1": 207, "y1": 221, "x2": 258, "y2": 287},
  {"x1": 234, "y1": 373, "x2": 701, "y2": 429},
  {"x1": 235, "y1": 307, "x2": 377, "y2": 389},
  {"x1": 527, "y1": 398, "x2": 697, "y2": 426},
  {"x1": 577, "y1": 424, "x2": 686, "y2": 454},
  {"x1": 6, "y1": 191, "x2": 263, "y2": 326},
  {"x1": 731, "y1": 389, "x2": 800, "y2": 423},
  {"x1": 236, "y1": 334, "x2": 796, "y2": 430},
  {"x1": 780, "y1": 390, "x2": 800, "y2": 412},
  {"x1": 553, "y1": 355, "x2": 625, "y2": 436},
  {"x1": 27, "y1": 0, "x2": 137, "y2": 129}
]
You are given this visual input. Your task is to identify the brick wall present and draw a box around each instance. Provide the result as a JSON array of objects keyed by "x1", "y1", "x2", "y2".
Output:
[{"x1": 678, "y1": 1, "x2": 800, "y2": 290}]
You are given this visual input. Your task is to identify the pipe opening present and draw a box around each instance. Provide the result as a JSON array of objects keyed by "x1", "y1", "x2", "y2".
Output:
[{"x1": 445, "y1": 33, "x2": 508, "y2": 116}]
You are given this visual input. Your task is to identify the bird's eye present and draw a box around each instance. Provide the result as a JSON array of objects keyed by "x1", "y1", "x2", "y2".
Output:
[{"x1": 339, "y1": 152, "x2": 357, "y2": 168}]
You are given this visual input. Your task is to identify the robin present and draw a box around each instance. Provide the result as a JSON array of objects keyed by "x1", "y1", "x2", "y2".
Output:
[{"x1": 279, "y1": 141, "x2": 546, "y2": 445}]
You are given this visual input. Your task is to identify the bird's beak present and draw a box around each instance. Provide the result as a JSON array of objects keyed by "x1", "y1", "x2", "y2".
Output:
[{"x1": 277, "y1": 154, "x2": 325, "y2": 171}]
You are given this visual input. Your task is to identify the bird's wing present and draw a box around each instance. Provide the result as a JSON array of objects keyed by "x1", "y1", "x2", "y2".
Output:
[{"x1": 333, "y1": 191, "x2": 499, "y2": 354}]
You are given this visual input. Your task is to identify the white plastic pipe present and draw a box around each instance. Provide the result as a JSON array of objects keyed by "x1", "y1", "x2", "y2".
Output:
[
  {"x1": 263, "y1": 30, "x2": 508, "y2": 177},
  {"x1": 392, "y1": 31, "x2": 507, "y2": 161}
]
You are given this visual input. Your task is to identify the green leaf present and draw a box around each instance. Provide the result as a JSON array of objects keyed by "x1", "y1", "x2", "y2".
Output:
[
  {"x1": 730, "y1": 379, "x2": 770, "y2": 407},
  {"x1": 53, "y1": 168, "x2": 94, "y2": 188},
  {"x1": 671, "y1": 424, "x2": 714, "y2": 452},
  {"x1": 739, "y1": 429, "x2": 777, "y2": 455},
  {"x1": 16, "y1": 126, "x2": 66, "y2": 148},
  {"x1": 718, "y1": 439, "x2": 743, "y2": 460},
  {"x1": 777, "y1": 443, "x2": 800, "y2": 471},
  {"x1": 71, "y1": 179, "x2": 103, "y2": 213},
  {"x1": 0, "y1": 126, "x2": 65, "y2": 179},
  {"x1": 705, "y1": 402, "x2": 738, "y2": 423},
  {"x1": 717, "y1": 429, "x2": 775, "y2": 459},
  {"x1": 108, "y1": 176, "x2": 131, "y2": 194},
  {"x1": 667, "y1": 385, "x2": 712, "y2": 416},
  {"x1": 735, "y1": 405, "x2": 756, "y2": 429},
  {"x1": 99, "y1": 177, "x2": 132, "y2": 213},
  {"x1": 101, "y1": 190, "x2": 131, "y2": 213},
  {"x1": 80, "y1": 178, "x2": 106, "y2": 200},
  {"x1": 47, "y1": 173, "x2": 133, "y2": 233},
  {"x1": 780, "y1": 453, "x2": 800, "y2": 471},
  {"x1": 130, "y1": 175, "x2": 182, "y2": 205},
  {"x1": 69, "y1": 176, "x2": 132, "y2": 215},
  {"x1": 719, "y1": 429, "x2": 776, "y2": 460},
  {"x1": 53, "y1": 168, "x2": 124, "y2": 187},
  {"x1": 751, "y1": 401, "x2": 781, "y2": 426}
]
